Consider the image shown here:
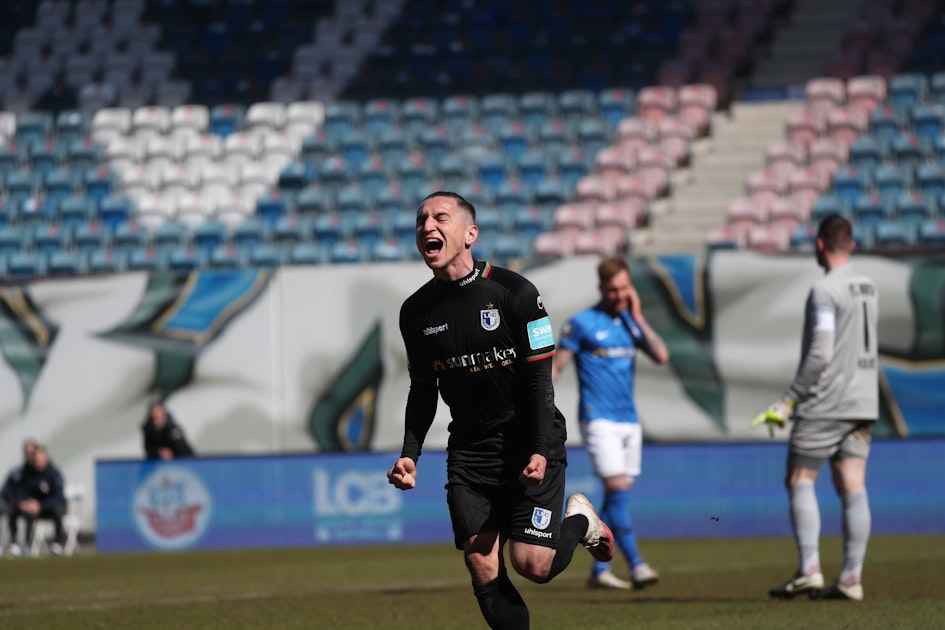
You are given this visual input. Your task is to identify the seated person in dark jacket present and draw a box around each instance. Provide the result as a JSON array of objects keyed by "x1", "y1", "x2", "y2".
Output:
[
  {"x1": 4, "y1": 444, "x2": 67, "y2": 555},
  {"x1": 142, "y1": 402, "x2": 195, "y2": 460}
]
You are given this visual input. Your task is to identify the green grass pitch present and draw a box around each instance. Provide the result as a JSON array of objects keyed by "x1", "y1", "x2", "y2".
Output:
[{"x1": 1, "y1": 534, "x2": 943, "y2": 629}]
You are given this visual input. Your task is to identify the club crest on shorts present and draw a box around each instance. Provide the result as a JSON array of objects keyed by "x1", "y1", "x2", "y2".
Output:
[
  {"x1": 480, "y1": 308, "x2": 500, "y2": 331},
  {"x1": 531, "y1": 507, "x2": 552, "y2": 530}
]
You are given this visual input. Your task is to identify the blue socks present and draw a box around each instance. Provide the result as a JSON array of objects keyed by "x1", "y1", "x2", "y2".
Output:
[{"x1": 593, "y1": 488, "x2": 643, "y2": 575}]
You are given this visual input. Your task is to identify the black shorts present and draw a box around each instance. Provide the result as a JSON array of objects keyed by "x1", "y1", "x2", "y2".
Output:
[{"x1": 445, "y1": 459, "x2": 567, "y2": 550}]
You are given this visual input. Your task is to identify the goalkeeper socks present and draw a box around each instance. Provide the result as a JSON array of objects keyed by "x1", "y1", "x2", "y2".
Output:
[
  {"x1": 473, "y1": 570, "x2": 529, "y2": 630},
  {"x1": 839, "y1": 489, "x2": 871, "y2": 584},
  {"x1": 603, "y1": 488, "x2": 644, "y2": 569},
  {"x1": 539, "y1": 514, "x2": 587, "y2": 583},
  {"x1": 789, "y1": 481, "x2": 822, "y2": 575}
]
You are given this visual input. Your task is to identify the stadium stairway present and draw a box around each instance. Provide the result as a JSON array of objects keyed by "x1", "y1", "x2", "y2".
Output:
[
  {"x1": 748, "y1": 0, "x2": 866, "y2": 91},
  {"x1": 634, "y1": 100, "x2": 803, "y2": 255}
]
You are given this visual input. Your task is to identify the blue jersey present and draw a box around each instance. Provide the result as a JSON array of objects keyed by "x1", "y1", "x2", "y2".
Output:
[{"x1": 559, "y1": 304, "x2": 644, "y2": 424}]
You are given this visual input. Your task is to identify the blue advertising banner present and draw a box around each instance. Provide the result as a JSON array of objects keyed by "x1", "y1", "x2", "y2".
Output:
[{"x1": 96, "y1": 439, "x2": 945, "y2": 553}]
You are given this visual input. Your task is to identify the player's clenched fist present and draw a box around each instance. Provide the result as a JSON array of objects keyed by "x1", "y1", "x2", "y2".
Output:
[{"x1": 387, "y1": 457, "x2": 417, "y2": 490}]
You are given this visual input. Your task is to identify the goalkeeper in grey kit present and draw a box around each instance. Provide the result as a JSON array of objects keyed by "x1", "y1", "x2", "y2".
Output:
[{"x1": 752, "y1": 213, "x2": 878, "y2": 601}]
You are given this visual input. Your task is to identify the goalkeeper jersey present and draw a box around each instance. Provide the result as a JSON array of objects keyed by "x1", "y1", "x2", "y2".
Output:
[
  {"x1": 559, "y1": 304, "x2": 644, "y2": 424},
  {"x1": 788, "y1": 263, "x2": 879, "y2": 421}
]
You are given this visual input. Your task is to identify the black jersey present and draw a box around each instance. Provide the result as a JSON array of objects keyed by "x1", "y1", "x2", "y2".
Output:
[{"x1": 399, "y1": 261, "x2": 568, "y2": 485}]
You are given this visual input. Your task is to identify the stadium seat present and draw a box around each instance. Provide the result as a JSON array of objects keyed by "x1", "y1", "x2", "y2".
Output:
[
  {"x1": 32, "y1": 222, "x2": 74, "y2": 254},
  {"x1": 831, "y1": 165, "x2": 870, "y2": 206},
  {"x1": 480, "y1": 93, "x2": 518, "y2": 135},
  {"x1": 363, "y1": 97, "x2": 400, "y2": 135},
  {"x1": 377, "y1": 128, "x2": 410, "y2": 165},
  {"x1": 894, "y1": 191, "x2": 936, "y2": 226},
  {"x1": 805, "y1": 77, "x2": 846, "y2": 117},
  {"x1": 313, "y1": 212, "x2": 350, "y2": 248},
  {"x1": 556, "y1": 149, "x2": 590, "y2": 189},
  {"x1": 497, "y1": 121, "x2": 530, "y2": 161},
  {"x1": 847, "y1": 137, "x2": 886, "y2": 174},
  {"x1": 874, "y1": 220, "x2": 918, "y2": 248},
  {"x1": 401, "y1": 97, "x2": 440, "y2": 142},
  {"x1": 55, "y1": 110, "x2": 91, "y2": 145},
  {"x1": 59, "y1": 197, "x2": 96, "y2": 227},
  {"x1": 209, "y1": 103, "x2": 246, "y2": 138},
  {"x1": 127, "y1": 246, "x2": 168, "y2": 271},
  {"x1": 248, "y1": 242, "x2": 289, "y2": 268},
  {"x1": 789, "y1": 223, "x2": 818, "y2": 252},
  {"x1": 598, "y1": 87, "x2": 636, "y2": 129},
  {"x1": 168, "y1": 245, "x2": 205, "y2": 272},
  {"x1": 576, "y1": 119, "x2": 610, "y2": 160},
  {"x1": 785, "y1": 109, "x2": 825, "y2": 148},
  {"x1": 887, "y1": 73, "x2": 928, "y2": 111},
  {"x1": 846, "y1": 74, "x2": 887, "y2": 113},
  {"x1": 371, "y1": 238, "x2": 413, "y2": 262},
  {"x1": 557, "y1": 89, "x2": 598, "y2": 130},
  {"x1": 868, "y1": 105, "x2": 904, "y2": 148},
  {"x1": 330, "y1": 240, "x2": 368, "y2": 264},
  {"x1": 537, "y1": 120, "x2": 570, "y2": 159},
  {"x1": 74, "y1": 221, "x2": 112, "y2": 253},
  {"x1": 88, "y1": 248, "x2": 128, "y2": 274},
  {"x1": 192, "y1": 219, "x2": 230, "y2": 253},
  {"x1": 323, "y1": 100, "x2": 361, "y2": 144},
  {"x1": 910, "y1": 104, "x2": 945, "y2": 144},
  {"x1": 811, "y1": 195, "x2": 850, "y2": 224},
  {"x1": 7, "y1": 250, "x2": 46, "y2": 278},
  {"x1": 890, "y1": 133, "x2": 931, "y2": 169},
  {"x1": 852, "y1": 192, "x2": 891, "y2": 226},
  {"x1": 531, "y1": 231, "x2": 576, "y2": 262},
  {"x1": 418, "y1": 125, "x2": 451, "y2": 164},
  {"x1": 152, "y1": 219, "x2": 191, "y2": 251},
  {"x1": 919, "y1": 219, "x2": 945, "y2": 248},
  {"x1": 519, "y1": 91, "x2": 555, "y2": 133},
  {"x1": 515, "y1": 151, "x2": 548, "y2": 190},
  {"x1": 917, "y1": 163, "x2": 945, "y2": 198},
  {"x1": 442, "y1": 94, "x2": 480, "y2": 135}
]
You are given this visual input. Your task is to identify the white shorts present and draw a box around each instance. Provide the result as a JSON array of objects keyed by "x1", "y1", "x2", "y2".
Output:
[{"x1": 580, "y1": 419, "x2": 642, "y2": 479}]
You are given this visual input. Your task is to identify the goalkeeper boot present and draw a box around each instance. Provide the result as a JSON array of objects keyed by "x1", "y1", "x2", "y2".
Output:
[
  {"x1": 587, "y1": 570, "x2": 632, "y2": 590},
  {"x1": 631, "y1": 563, "x2": 660, "y2": 590},
  {"x1": 810, "y1": 581, "x2": 863, "y2": 602},
  {"x1": 768, "y1": 572, "x2": 824, "y2": 599},
  {"x1": 565, "y1": 493, "x2": 615, "y2": 562}
]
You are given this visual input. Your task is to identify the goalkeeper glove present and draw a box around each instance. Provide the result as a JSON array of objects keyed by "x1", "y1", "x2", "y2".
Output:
[{"x1": 751, "y1": 396, "x2": 795, "y2": 438}]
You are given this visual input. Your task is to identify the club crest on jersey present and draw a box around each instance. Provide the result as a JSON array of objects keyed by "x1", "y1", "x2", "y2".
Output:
[
  {"x1": 480, "y1": 308, "x2": 500, "y2": 331},
  {"x1": 531, "y1": 507, "x2": 552, "y2": 530}
]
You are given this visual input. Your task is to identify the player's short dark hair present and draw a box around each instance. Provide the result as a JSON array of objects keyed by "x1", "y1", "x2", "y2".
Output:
[
  {"x1": 597, "y1": 256, "x2": 629, "y2": 284},
  {"x1": 817, "y1": 213, "x2": 853, "y2": 251},
  {"x1": 419, "y1": 191, "x2": 476, "y2": 222}
]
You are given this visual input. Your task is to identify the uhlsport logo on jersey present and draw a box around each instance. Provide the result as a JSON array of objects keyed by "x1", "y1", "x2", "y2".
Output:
[
  {"x1": 133, "y1": 466, "x2": 212, "y2": 551},
  {"x1": 480, "y1": 306, "x2": 500, "y2": 331}
]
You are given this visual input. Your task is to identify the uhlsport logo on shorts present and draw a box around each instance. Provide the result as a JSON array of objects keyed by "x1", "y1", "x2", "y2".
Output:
[{"x1": 133, "y1": 465, "x2": 212, "y2": 551}]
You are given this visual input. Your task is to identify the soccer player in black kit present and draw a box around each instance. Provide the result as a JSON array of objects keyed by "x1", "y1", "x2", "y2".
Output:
[{"x1": 388, "y1": 192, "x2": 613, "y2": 629}]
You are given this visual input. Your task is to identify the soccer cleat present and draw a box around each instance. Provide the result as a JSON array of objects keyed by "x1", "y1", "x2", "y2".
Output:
[
  {"x1": 565, "y1": 493, "x2": 615, "y2": 562},
  {"x1": 810, "y1": 582, "x2": 864, "y2": 602},
  {"x1": 631, "y1": 563, "x2": 660, "y2": 590},
  {"x1": 768, "y1": 572, "x2": 824, "y2": 599},
  {"x1": 8, "y1": 543, "x2": 22, "y2": 558},
  {"x1": 50, "y1": 542, "x2": 64, "y2": 556},
  {"x1": 587, "y1": 570, "x2": 632, "y2": 590}
]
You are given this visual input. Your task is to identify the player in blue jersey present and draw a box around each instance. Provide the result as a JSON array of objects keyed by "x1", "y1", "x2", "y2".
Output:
[{"x1": 553, "y1": 256, "x2": 669, "y2": 590}]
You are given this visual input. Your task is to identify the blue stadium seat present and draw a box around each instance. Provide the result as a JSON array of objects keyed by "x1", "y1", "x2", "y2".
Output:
[
  {"x1": 153, "y1": 220, "x2": 191, "y2": 251},
  {"x1": 874, "y1": 220, "x2": 918, "y2": 248},
  {"x1": 295, "y1": 187, "x2": 329, "y2": 217},
  {"x1": 868, "y1": 105, "x2": 904, "y2": 148},
  {"x1": 455, "y1": 182, "x2": 494, "y2": 211},
  {"x1": 497, "y1": 121, "x2": 530, "y2": 161},
  {"x1": 15, "y1": 111, "x2": 53, "y2": 145},
  {"x1": 358, "y1": 156, "x2": 391, "y2": 201},
  {"x1": 336, "y1": 187, "x2": 370, "y2": 218},
  {"x1": 33, "y1": 222, "x2": 73, "y2": 254},
  {"x1": 480, "y1": 93, "x2": 518, "y2": 135},
  {"x1": 67, "y1": 139, "x2": 104, "y2": 175},
  {"x1": 790, "y1": 223, "x2": 818, "y2": 251},
  {"x1": 300, "y1": 132, "x2": 331, "y2": 166},
  {"x1": 44, "y1": 169, "x2": 77, "y2": 206},
  {"x1": 375, "y1": 184, "x2": 410, "y2": 217},
  {"x1": 436, "y1": 154, "x2": 470, "y2": 191},
  {"x1": 519, "y1": 91, "x2": 556, "y2": 134},
  {"x1": 84, "y1": 167, "x2": 117, "y2": 204},
  {"x1": 113, "y1": 222, "x2": 152, "y2": 251},
  {"x1": 515, "y1": 151, "x2": 548, "y2": 190},
  {"x1": 890, "y1": 133, "x2": 932, "y2": 169},
  {"x1": 910, "y1": 104, "x2": 945, "y2": 144},
  {"x1": 255, "y1": 190, "x2": 290, "y2": 224},
  {"x1": 319, "y1": 156, "x2": 354, "y2": 200},
  {"x1": 339, "y1": 129, "x2": 372, "y2": 170},
  {"x1": 577, "y1": 119, "x2": 610, "y2": 159},
  {"x1": 533, "y1": 178, "x2": 570, "y2": 213},
  {"x1": 88, "y1": 248, "x2": 128, "y2": 274},
  {"x1": 418, "y1": 126, "x2": 451, "y2": 164},
  {"x1": 392, "y1": 212, "x2": 417, "y2": 246},
  {"x1": 353, "y1": 212, "x2": 390, "y2": 248},
  {"x1": 495, "y1": 180, "x2": 531, "y2": 213},
  {"x1": 313, "y1": 213, "x2": 350, "y2": 247},
  {"x1": 18, "y1": 196, "x2": 58, "y2": 226},
  {"x1": 99, "y1": 195, "x2": 133, "y2": 229},
  {"x1": 557, "y1": 149, "x2": 590, "y2": 189},
  {"x1": 193, "y1": 219, "x2": 230, "y2": 253},
  {"x1": 476, "y1": 154, "x2": 510, "y2": 191},
  {"x1": 847, "y1": 137, "x2": 885, "y2": 174},
  {"x1": 324, "y1": 101, "x2": 362, "y2": 144},
  {"x1": 0, "y1": 198, "x2": 20, "y2": 226},
  {"x1": 442, "y1": 94, "x2": 480, "y2": 135},
  {"x1": 272, "y1": 215, "x2": 312, "y2": 245},
  {"x1": 894, "y1": 191, "x2": 936, "y2": 225},
  {"x1": 208, "y1": 244, "x2": 245, "y2": 269},
  {"x1": 289, "y1": 241, "x2": 329, "y2": 266},
  {"x1": 378, "y1": 128, "x2": 410, "y2": 165},
  {"x1": 491, "y1": 233, "x2": 529, "y2": 265},
  {"x1": 127, "y1": 247, "x2": 169, "y2": 271},
  {"x1": 74, "y1": 221, "x2": 112, "y2": 253},
  {"x1": 873, "y1": 164, "x2": 911, "y2": 204},
  {"x1": 831, "y1": 166, "x2": 869, "y2": 206},
  {"x1": 558, "y1": 89, "x2": 598, "y2": 130},
  {"x1": 537, "y1": 120, "x2": 571, "y2": 159},
  {"x1": 364, "y1": 98, "x2": 401, "y2": 135},
  {"x1": 397, "y1": 156, "x2": 432, "y2": 201},
  {"x1": 29, "y1": 140, "x2": 65, "y2": 176},
  {"x1": 7, "y1": 251, "x2": 46, "y2": 279},
  {"x1": 0, "y1": 224, "x2": 28, "y2": 256},
  {"x1": 919, "y1": 219, "x2": 945, "y2": 248},
  {"x1": 811, "y1": 194, "x2": 850, "y2": 224},
  {"x1": 887, "y1": 73, "x2": 928, "y2": 111},
  {"x1": 401, "y1": 97, "x2": 440, "y2": 142},
  {"x1": 232, "y1": 216, "x2": 271, "y2": 249},
  {"x1": 55, "y1": 110, "x2": 91, "y2": 145},
  {"x1": 371, "y1": 238, "x2": 413, "y2": 262},
  {"x1": 512, "y1": 206, "x2": 548, "y2": 242},
  {"x1": 209, "y1": 103, "x2": 246, "y2": 137},
  {"x1": 278, "y1": 161, "x2": 315, "y2": 195},
  {"x1": 169, "y1": 245, "x2": 206, "y2": 272},
  {"x1": 0, "y1": 143, "x2": 22, "y2": 175},
  {"x1": 474, "y1": 207, "x2": 507, "y2": 234},
  {"x1": 6, "y1": 170, "x2": 37, "y2": 204},
  {"x1": 917, "y1": 163, "x2": 945, "y2": 198},
  {"x1": 248, "y1": 242, "x2": 288, "y2": 267},
  {"x1": 933, "y1": 71, "x2": 945, "y2": 103},
  {"x1": 852, "y1": 193, "x2": 890, "y2": 226},
  {"x1": 330, "y1": 240, "x2": 368, "y2": 264},
  {"x1": 598, "y1": 88, "x2": 636, "y2": 129},
  {"x1": 852, "y1": 222, "x2": 876, "y2": 250}
]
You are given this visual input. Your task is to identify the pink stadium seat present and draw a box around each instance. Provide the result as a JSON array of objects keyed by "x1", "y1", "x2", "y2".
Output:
[
  {"x1": 552, "y1": 203, "x2": 596, "y2": 237},
  {"x1": 574, "y1": 175, "x2": 616, "y2": 204},
  {"x1": 532, "y1": 231, "x2": 576, "y2": 261},
  {"x1": 787, "y1": 167, "x2": 828, "y2": 213},
  {"x1": 747, "y1": 224, "x2": 791, "y2": 253},
  {"x1": 595, "y1": 146, "x2": 637, "y2": 180},
  {"x1": 826, "y1": 106, "x2": 869, "y2": 150},
  {"x1": 616, "y1": 117, "x2": 657, "y2": 152},
  {"x1": 765, "y1": 140, "x2": 806, "y2": 180},
  {"x1": 769, "y1": 197, "x2": 808, "y2": 231},
  {"x1": 727, "y1": 196, "x2": 767, "y2": 231},
  {"x1": 573, "y1": 228, "x2": 626, "y2": 256},
  {"x1": 808, "y1": 137, "x2": 848, "y2": 180},
  {"x1": 805, "y1": 77, "x2": 846, "y2": 118},
  {"x1": 785, "y1": 109, "x2": 826, "y2": 149},
  {"x1": 594, "y1": 202, "x2": 639, "y2": 230},
  {"x1": 745, "y1": 169, "x2": 786, "y2": 210},
  {"x1": 637, "y1": 86, "x2": 678, "y2": 124},
  {"x1": 846, "y1": 75, "x2": 887, "y2": 113},
  {"x1": 706, "y1": 223, "x2": 747, "y2": 250}
]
